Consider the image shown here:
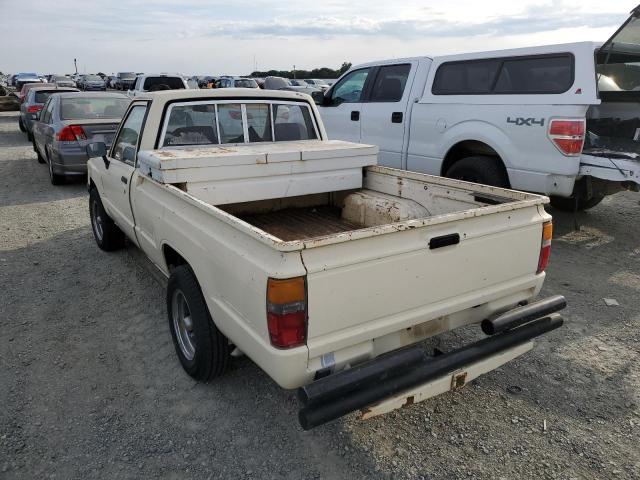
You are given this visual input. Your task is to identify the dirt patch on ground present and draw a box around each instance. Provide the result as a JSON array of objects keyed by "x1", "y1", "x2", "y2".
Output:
[{"x1": 0, "y1": 112, "x2": 638, "y2": 479}]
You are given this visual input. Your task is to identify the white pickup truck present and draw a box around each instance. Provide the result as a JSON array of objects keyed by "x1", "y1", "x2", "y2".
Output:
[
  {"x1": 85, "y1": 89, "x2": 565, "y2": 429},
  {"x1": 315, "y1": 6, "x2": 640, "y2": 211}
]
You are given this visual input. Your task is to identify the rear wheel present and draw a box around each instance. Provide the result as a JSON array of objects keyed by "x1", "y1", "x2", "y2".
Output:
[
  {"x1": 445, "y1": 156, "x2": 509, "y2": 187},
  {"x1": 18, "y1": 117, "x2": 26, "y2": 132},
  {"x1": 46, "y1": 149, "x2": 65, "y2": 185},
  {"x1": 549, "y1": 195, "x2": 604, "y2": 212},
  {"x1": 89, "y1": 188, "x2": 125, "y2": 251},
  {"x1": 167, "y1": 265, "x2": 230, "y2": 381},
  {"x1": 33, "y1": 141, "x2": 45, "y2": 164}
]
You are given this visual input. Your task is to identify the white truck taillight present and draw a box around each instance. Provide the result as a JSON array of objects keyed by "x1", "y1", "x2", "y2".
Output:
[
  {"x1": 537, "y1": 221, "x2": 553, "y2": 274},
  {"x1": 548, "y1": 119, "x2": 585, "y2": 156},
  {"x1": 266, "y1": 276, "x2": 307, "y2": 349}
]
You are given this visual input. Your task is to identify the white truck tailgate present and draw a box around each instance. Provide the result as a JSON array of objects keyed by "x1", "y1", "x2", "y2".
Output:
[{"x1": 302, "y1": 205, "x2": 544, "y2": 357}]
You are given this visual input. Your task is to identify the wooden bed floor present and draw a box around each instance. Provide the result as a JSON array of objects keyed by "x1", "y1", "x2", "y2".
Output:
[{"x1": 239, "y1": 206, "x2": 363, "y2": 241}]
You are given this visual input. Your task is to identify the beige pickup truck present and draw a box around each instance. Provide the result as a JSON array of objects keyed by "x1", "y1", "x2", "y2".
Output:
[{"x1": 85, "y1": 89, "x2": 565, "y2": 429}]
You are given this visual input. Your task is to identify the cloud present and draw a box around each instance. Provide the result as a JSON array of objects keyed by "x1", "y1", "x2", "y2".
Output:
[{"x1": 199, "y1": 6, "x2": 626, "y2": 39}]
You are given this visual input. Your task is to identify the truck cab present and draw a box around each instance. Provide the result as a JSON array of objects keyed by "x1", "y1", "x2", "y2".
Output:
[{"x1": 315, "y1": 7, "x2": 640, "y2": 210}]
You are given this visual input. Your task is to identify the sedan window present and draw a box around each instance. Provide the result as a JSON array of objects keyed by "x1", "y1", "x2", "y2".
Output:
[{"x1": 60, "y1": 97, "x2": 129, "y2": 120}]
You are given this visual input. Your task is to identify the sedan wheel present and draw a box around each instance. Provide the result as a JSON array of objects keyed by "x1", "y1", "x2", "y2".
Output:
[{"x1": 47, "y1": 151, "x2": 65, "y2": 185}]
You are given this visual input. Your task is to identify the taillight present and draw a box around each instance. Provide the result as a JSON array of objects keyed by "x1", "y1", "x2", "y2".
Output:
[
  {"x1": 57, "y1": 125, "x2": 87, "y2": 142},
  {"x1": 266, "y1": 276, "x2": 307, "y2": 349},
  {"x1": 27, "y1": 105, "x2": 43, "y2": 113},
  {"x1": 537, "y1": 221, "x2": 553, "y2": 274},
  {"x1": 548, "y1": 119, "x2": 585, "y2": 156}
]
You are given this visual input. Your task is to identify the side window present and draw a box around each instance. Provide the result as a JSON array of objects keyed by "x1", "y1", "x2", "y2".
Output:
[
  {"x1": 330, "y1": 68, "x2": 370, "y2": 105},
  {"x1": 246, "y1": 104, "x2": 272, "y2": 142},
  {"x1": 493, "y1": 55, "x2": 574, "y2": 94},
  {"x1": 432, "y1": 60, "x2": 501, "y2": 95},
  {"x1": 217, "y1": 103, "x2": 245, "y2": 144},
  {"x1": 432, "y1": 54, "x2": 574, "y2": 95},
  {"x1": 42, "y1": 99, "x2": 54, "y2": 123},
  {"x1": 369, "y1": 64, "x2": 411, "y2": 102},
  {"x1": 111, "y1": 105, "x2": 147, "y2": 165},
  {"x1": 273, "y1": 104, "x2": 318, "y2": 141},
  {"x1": 163, "y1": 104, "x2": 218, "y2": 146}
]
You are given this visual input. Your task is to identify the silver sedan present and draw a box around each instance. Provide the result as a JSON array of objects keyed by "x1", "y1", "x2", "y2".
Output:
[{"x1": 31, "y1": 92, "x2": 130, "y2": 185}]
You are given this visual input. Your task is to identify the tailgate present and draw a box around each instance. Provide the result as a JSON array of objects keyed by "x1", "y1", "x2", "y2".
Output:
[{"x1": 302, "y1": 204, "x2": 546, "y2": 357}]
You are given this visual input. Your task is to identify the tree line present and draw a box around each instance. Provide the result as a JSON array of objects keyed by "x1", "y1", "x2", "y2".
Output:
[{"x1": 248, "y1": 62, "x2": 351, "y2": 79}]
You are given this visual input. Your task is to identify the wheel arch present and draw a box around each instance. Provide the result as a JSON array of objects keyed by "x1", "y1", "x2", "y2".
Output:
[
  {"x1": 162, "y1": 243, "x2": 189, "y2": 272},
  {"x1": 441, "y1": 139, "x2": 510, "y2": 187}
]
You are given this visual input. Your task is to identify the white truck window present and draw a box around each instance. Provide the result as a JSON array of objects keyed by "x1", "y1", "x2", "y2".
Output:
[
  {"x1": 273, "y1": 104, "x2": 318, "y2": 141},
  {"x1": 246, "y1": 104, "x2": 272, "y2": 142},
  {"x1": 218, "y1": 103, "x2": 245, "y2": 144},
  {"x1": 369, "y1": 64, "x2": 411, "y2": 102},
  {"x1": 163, "y1": 104, "x2": 218, "y2": 146},
  {"x1": 112, "y1": 105, "x2": 147, "y2": 164},
  {"x1": 330, "y1": 68, "x2": 370, "y2": 105}
]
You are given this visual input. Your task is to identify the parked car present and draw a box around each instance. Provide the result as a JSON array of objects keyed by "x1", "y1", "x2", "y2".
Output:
[
  {"x1": 216, "y1": 76, "x2": 259, "y2": 89},
  {"x1": 18, "y1": 83, "x2": 46, "y2": 103},
  {"x1": 84, "y1": 88, "x2": 564, "y2": 429},
  {"x1": 263, "y1": 76, "x2": 319, "y2": 94},
  {"x1": 31, "y1": 92, "x2": 130, "y2": 184},
  {"x1": 304, "y1": 79, "x2": 330, "y2": 91},
  {"x1": 116, "y1": 72, "x2": 137, "y2": 90},
  {"x1": 316, "y1": 12, "x2": 640, "y2": 210},
  {"x1": 14, "y1": 73, "x2": 42, "y2": 90},
  {"x1": 128, "y1": 73, "x2": 189, "y2": 96},
  {"x1": 19, "y1": 85, "x2": 79, "y2": 139},
  {"x1": 78, "y1": 74, "x2": 106, "y2": 91},
  {"x1": 50, "y1": 75, "x2": 76, "y2": 88}
]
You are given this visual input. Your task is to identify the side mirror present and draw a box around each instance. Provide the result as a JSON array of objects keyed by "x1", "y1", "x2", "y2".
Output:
[
  {"x1": 122, "y1": 145, "x2": 136, "y2": 164},
  {"x1": 86, "y1": 142, "x2": 107, "y2": 158},
  {"x1": 86, "y1": 142, "x2": 109, "y2": 169},
  {"x1": 311, "y1": 90, "x2": 326, "y2": 105}
]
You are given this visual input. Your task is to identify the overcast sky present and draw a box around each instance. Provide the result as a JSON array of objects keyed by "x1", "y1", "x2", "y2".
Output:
[{"x1": 0, "y1": 0, "x2": 633, "y2": 75}]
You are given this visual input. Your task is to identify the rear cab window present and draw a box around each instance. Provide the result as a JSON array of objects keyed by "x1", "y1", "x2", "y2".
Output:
[
  {"x1": 160, "y1": 100, "x2": 319, "y2": 147},
  {"x1": 432, "y1": 54, "x2": 575, "y2": 95},
  {"x1": 143, "y1": 77, "x2": 185, "y2": 91}
]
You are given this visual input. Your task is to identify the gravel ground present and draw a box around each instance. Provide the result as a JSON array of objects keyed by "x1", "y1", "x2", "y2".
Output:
[{"x1": 0, "y1": 110, "x2": 638, "y2": 480}]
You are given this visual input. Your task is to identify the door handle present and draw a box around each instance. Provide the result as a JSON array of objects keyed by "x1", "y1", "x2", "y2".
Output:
[
  {"x1": 391, "y1": 112, "x2": 403, "y2": 123},
  {"x1": 351, "y1": 111, "x2": 360, "y2": 121},
  {"x1": 120, "y1": 176, "x2": 128, "y2": 185},
  {"x1": 429, "y1": 233, "x2": 460, "y2": 250}
]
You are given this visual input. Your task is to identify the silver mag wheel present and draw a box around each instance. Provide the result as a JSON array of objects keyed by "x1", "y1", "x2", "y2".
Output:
[
  {"x1": 91, "y1": 197, "x2": 104, "y2": 242},
  {"x1": 171, "y1": 289, "x2": 196, "y2": 360}
]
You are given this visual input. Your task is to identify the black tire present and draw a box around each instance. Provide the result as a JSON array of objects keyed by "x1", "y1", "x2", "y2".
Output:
[
  {"x1": 549, "y1": 195, "x2": 604, "y2": 212},
  {"x1": 27, "y1": 130, "x2": 33, "y2": 142},
  {"x1": 89, "y1": 188, "x2": 125, "y2": 251},
  {"x1": 167, "y1": 265, "x2": 229, "y2": 381},
  {"x1": 18, "y1": 116, "x2": 26, "y2": 132},
  {"x1": 46, "y1": 149, "x2": 65, "y2": 185},
  {"x1": 445, "y1": 156, "x2": 509, "y2": 188},
  {"x1": 34, "y1": 141, "x2": 45, "y2": 164}
]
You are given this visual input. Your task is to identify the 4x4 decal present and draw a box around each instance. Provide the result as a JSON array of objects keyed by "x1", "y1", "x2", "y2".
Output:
[{"x1": 507, "y1": 117, "x2": 545, "y2": 127}]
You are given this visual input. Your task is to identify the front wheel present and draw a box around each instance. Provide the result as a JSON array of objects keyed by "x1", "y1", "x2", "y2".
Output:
[
  {"x1": 549, "y1": 195, "x2": 604, "y2": 212},
  {"x1": 445, "y1": 156, "x2": 509, "y2": 188},
  {"x1": 167, "y1": 265, "x2": 230, "y2": 381},
  {"x1": 89, "y1": 188, "x2": 125, "y2": 251}
]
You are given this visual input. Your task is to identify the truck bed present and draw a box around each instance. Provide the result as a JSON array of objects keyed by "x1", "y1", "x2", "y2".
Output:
[{"x1": 239, "y1": 206, "x2": 363, "y2": 241}]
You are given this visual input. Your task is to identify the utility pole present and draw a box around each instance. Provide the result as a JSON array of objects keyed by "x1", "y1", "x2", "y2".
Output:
[
  {"x1": 74, "y1": 58, "x2": 78, "y2": 75},
  {"x1": 293, "y1": 65, "x2": 296, "y2": 79}
]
